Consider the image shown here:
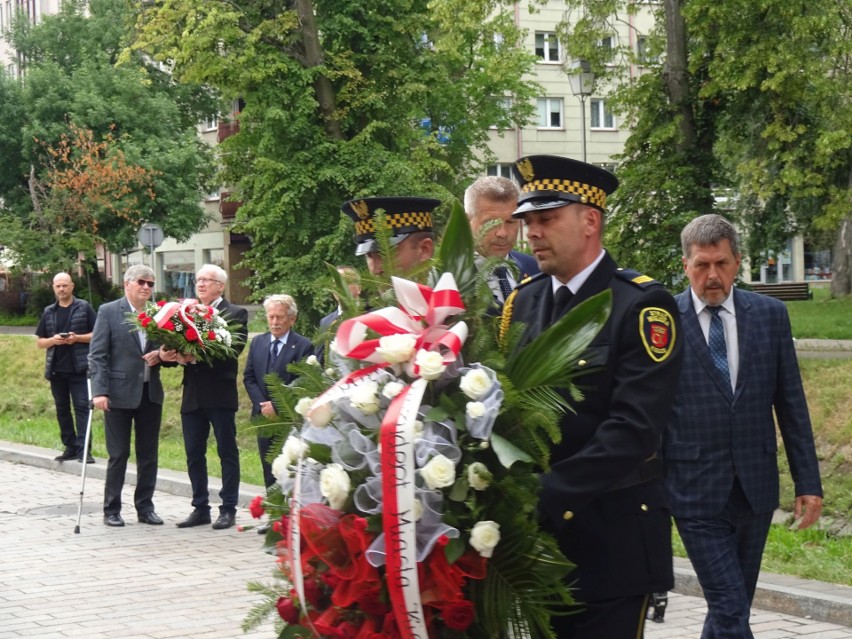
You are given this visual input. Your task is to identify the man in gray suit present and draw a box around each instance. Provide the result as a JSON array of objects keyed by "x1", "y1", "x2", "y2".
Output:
[
  {"x1": 89, "y1": 265, "x2": 167, "y2": 528},
  {"x1": 664, "y1": 214, "x2": 823, "y2": 638}
]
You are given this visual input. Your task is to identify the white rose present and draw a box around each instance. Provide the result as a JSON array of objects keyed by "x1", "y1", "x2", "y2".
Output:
[
  {"x1": 308, "y1": 401, "x2": 333, "y2": 428},
  {"x1": 469, "y1": 520, "x2": 501, "y2": 558},
  {"x1": 294, "y1": 397, "x2": 313, "y2": 418},
  {"x1": 329, "y1": 338, "x2": 340, "y2": 355},
  {"x1": 466, "y1": 401, "x2": 486, "y2": 419},
  {"x1": 382, "y1": 381, "x2": 405, "y2": 399},
  {"x1": 420, "y1": 454, "x2": 456, "y2": 490},
  {"x1": 348, "y1": 381, "x2": 381, "y2": 415},
  {"x1": 413, "y1": 420, "x2": 424, "y2": 438},
  {"x1": 413, "y1": 498, "x2": 424, "y2": 522},
  {"x1": 467, "y1": 462, "x2": 492, "y2": 491},
  {"x1": 459, "y1": 368, "x2": 493, "y2": 400},
  {"x1": 319, "y1": 463, "x2": 351, "y2": 510},
  {"x1": 305, "y1": 355, "x2": 319, "y2": 366},
  {"x1": 282, "y1": 435, "x2": 308, "y2": 464},
  {"x1": 325, "y1": 367, "x2": 336, "y2": 377},
  {"x1": 375, "y1": 334, "x2": 417, "y2": 364},
  {"x1": 414, "y1": 349, "x2": 446, "y2": 381},
  {"x1": 271, "y1": 453, "x2": 290, "y2": 483}
]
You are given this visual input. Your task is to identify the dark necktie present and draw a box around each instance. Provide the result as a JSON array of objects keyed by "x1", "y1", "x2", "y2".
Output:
[
  {"x1": 707, "y1": 306, "x2": 731, "y2": 386},
  {"x1": 268, "y1": 339, "x2": 281, "y2": 372},
  {"x1": 551, "y1": 286, "x2": 573, "y2": 323},
  {"x1": 494, "y1": 266, "x2": 513, "y2": 303}
]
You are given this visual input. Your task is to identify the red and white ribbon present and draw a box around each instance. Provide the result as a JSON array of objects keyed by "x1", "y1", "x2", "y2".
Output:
[
  {"x1": 380, "y1": 378, "x2": 429, "y2": 639},
  {"x1": 152, "y1": 298, "x2": 214, "y2": 345},
  {"x1": 334, "y1": 272, "x2": 467, "y2": 366}
]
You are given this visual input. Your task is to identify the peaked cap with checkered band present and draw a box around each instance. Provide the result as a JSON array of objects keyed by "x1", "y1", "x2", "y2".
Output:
[
  {"x1": 511, "y1": 155, "x2": 619, "y2": 217},
  {"x1": 342, "y1": 196, "x2": 441, "y2": 256}
]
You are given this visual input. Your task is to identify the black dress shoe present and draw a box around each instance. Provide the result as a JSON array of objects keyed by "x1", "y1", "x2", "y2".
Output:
[
  {"x1": 256, "y1": 522, "x2": 271, "y2": 535},
  {"x1": 212, "y1": 512, "x2": 236, "y2": 530},
  {"x1": 176, "y1": 510, "x2": 211, "y2": 528},
  {"x1": 77, "y1": 453, "x2": 95, "y2": 464},
  {"x1": 104, "y1": 514, "x2": 125, "y2": 527},
  {"x1": 55, "y1": 448, "x2": 77, "y2": 462},
  {"x1": 137, "y1": 511, "x2": 164, "y2": 525}
]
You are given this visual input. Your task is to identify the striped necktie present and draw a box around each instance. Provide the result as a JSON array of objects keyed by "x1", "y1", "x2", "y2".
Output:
[{"x1": 707, "y1": 306, "x2": 730, "y2": 386}]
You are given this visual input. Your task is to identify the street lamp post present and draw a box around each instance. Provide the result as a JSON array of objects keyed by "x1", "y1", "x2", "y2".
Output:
[{"x1": 567, "y1": 60, "x2": 596, "y2": 163}]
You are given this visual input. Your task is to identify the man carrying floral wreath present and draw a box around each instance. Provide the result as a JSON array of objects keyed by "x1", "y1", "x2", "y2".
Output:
[
  {"x1": 502, "y1": 155, "x2": 684, "y2": 638},
  {"x1": 165, "y1": 264, "x2": 249, "y2": 530}
]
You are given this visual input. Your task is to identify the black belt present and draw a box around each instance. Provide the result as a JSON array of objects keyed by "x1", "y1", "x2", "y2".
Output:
[{"x1": 607, "y1": 456, "x2": 662, "y2": 492}]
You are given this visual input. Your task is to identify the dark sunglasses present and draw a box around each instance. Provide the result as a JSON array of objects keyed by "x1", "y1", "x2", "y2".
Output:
[{"x1": 136, "y1": 279, "x2": 155, "y2": 288}]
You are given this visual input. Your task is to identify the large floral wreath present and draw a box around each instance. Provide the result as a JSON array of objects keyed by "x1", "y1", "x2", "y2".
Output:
[{"x1": 244, "y1": 203, "x2": 611, "y2": 639}]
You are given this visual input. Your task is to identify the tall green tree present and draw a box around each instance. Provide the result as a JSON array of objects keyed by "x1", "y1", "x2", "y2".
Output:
[
  {"x1": 0, "y1": 0, "x2": 219, "y2": 276},
  {"x1": 131, "y1": 0, "x2": 540, "y2": 314},
  {"x1": 559, "y1": 0, "x2": 852, "y2": 294}
]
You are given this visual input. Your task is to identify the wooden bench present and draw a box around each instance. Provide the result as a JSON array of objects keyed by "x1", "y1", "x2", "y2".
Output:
[{"x1": 750, "y1": 282, "x2": 812, "y2": 301}]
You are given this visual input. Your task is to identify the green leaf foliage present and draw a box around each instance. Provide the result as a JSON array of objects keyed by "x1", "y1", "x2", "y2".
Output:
[
  {"x1": 131, "y1": 0, "x2": 541, "y2": 323},
  {"x1": 0, "y1": 0, "x2": 219, "y2": 273}
]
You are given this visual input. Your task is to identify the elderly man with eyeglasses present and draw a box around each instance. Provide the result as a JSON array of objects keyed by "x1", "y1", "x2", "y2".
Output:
[
  {"x1": 89, "y1": 265, "x2": 167, "y2": 528},
  {"x1": 168, "y1": 264, "x2": 249, "y2": 530}
]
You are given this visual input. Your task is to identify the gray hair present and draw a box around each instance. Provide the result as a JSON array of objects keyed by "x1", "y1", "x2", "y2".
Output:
[
  {"x1": 263, "y1": 294, "x2": 298, "y2": 320},
  {"x1": 198, "y1": 263, "x2": 228, "y2": 284},
  {"x1": 463, "y1": 176, "x2": 520, "y2": 220},
  {"x1": 123, "y1": 264, "x2": 155, "y2": 282},
  {"x1": 681, "y1": 214, "x2": 741, "y2": 258}
]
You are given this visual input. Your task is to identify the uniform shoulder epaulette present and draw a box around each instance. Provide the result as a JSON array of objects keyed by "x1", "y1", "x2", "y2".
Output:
[{"x1": 614, "y1": 267, "x2": 659, "y2": 289}]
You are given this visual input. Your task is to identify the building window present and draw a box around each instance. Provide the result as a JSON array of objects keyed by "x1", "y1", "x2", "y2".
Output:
[
  {"x1": 204, "y1": 249, "x2": 225, "y2": 268},
  {"x1": 595, "y1": 162, "x2": 618, "y2": 174},
  {"x1": 161, "y1": 250, "x2": 197, "y2": 298},
  {"x1": 487, "y1": 164, "x2": 513, "y2": 179},
  {"x1": 590, "y1": 99, "x2": 615, "y2": 129},
  {"x1": 535, "y1": 32, "x2": 561, "y2": 63},
  {"x1": 637, "y1": 36, "x2": 657, "y2": 64},
  {"x1": 201, "y1": 115, "x2": 218, "y2": 132},
  {"x1": 490, "y1": 97, "x2": 512, "y2": 129},
  {"x1": 537, "y1": 97, "x2": 563, "y2": 128}
]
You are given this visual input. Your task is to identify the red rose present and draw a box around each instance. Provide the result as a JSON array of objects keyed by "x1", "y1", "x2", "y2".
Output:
[
  {"x1": 163, "y1": 320, "x2": 175, "y2": 331},
  {"x1": 275, "y1": 597, "x2": 300, "y2": 624},
  {"x1": 140, "y1": 316, "x2": 152, "y2": 328},
  {"x1": 273, "y1": 516, "x2": 289, "y2": 537},
  {"x1": 303, "y1": 579, "x2": 324, "y2": 608},
  {"x1": 208, "y1": 330, "x2": 216, "y2": 340},
  {"x1": 249, "y1": 495, "x2": 265, "y2": 519},
  {"x1": 442, "y1": 599, "x2": 475, "y2": 631},
  {"x1": 184, "y1": 327, "x2": 198, "y2": 341},
  {"x1": 156, "y1": 299, "x2": 166, "y2": 307}
]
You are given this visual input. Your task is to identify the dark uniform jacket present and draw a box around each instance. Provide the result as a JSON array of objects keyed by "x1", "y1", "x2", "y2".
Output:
[
  {"x1": 179, "y1": 299, "x2": 248, "y2": 413},
  {"x1": 505, "y1": 252, "x2": 683, "y2": 601}
]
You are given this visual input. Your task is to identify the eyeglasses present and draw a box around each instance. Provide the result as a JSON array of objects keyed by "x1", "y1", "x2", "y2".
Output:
[
  {"x1": 136, "y1": 279, "x2": 155, "y2": 288},
  {"x1": 196, "y1": 277, "x2": 223, "y2": 285}
]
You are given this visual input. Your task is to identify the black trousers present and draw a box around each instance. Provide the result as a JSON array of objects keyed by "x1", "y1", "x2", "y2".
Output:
[
  {"x1": 181, "y1": 407, "x2": 240, "y2": 514},
  {"x1": 103, "y1": 386, "x2": 162, "y2": 515},
  {"x1": 550, "y1": 594, "x2": 649, "y2": 639},
  {"x1": 49, "y1": 371, "x2": 90, "y2": 452}
]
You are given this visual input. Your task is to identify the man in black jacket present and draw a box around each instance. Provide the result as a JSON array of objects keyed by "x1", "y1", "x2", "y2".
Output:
[
  {"x1": 501, "y1": 155, "x2": 683, "y2": 638},
  {"x1": 168, "y1": 264, "x2": 249, "y2": 530},
  {"x1": 35, "y1": 272, "x2": 97, "y2": 463}
]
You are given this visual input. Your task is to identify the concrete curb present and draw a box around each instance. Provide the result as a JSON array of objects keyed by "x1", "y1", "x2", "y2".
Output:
[
  {"x1": 674, "y1": 556, "x2": 852, "y2": 627},
  {"x1": 0, "y1": 440, "x2": 265, "y2": 508},
  {"x1": 3, "y1": 439, "x2": 852, "y2": 628}
]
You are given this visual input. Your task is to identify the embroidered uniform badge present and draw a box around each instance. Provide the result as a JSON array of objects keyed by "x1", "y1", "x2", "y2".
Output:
[{"x1": 640, "y1": 307, "x2": 676, "y2": 362}]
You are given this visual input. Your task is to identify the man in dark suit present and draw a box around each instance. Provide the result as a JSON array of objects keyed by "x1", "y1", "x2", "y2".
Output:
[
  {"x1": 463, "y1": 175, "x2": 539, "y2": 307},
  {"x1": 89, "y1": 265, "x2": 166, "y2": 527},
  {"x1": 664, "y1": 214, "x2": 823, "y2": 639},
  {"x1": 501, "y1": 155, "x2": 683, "y2": 638},
  {"x1": 243, "y1": 294, "x2": 314, "y2": 489},
  {"x1": 171, "y1": 264, "x2": 249, "y2": 530}
]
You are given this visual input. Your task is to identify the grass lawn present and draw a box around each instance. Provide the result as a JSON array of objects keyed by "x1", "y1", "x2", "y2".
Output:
[{"x1": 786, "y1": 286, "x2": 852, "y2": 339}]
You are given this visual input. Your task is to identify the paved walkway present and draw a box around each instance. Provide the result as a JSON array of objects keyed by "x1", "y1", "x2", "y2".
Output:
[{"x1": 1, "y1": 441, "x2": 851, "y2": 638}]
